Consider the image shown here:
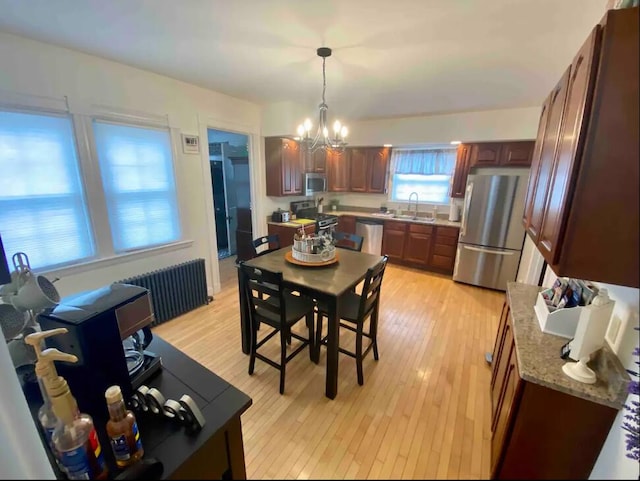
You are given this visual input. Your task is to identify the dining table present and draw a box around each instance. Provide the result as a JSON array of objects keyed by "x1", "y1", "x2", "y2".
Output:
[{"x1": 236, "y1": 247, "x2": 384, "y2": 399}]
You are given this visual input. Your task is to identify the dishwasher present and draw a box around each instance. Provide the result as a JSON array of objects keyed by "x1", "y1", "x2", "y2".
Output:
[{"x1": 355, "y1": 219, "x2": 384, "y2": 255}]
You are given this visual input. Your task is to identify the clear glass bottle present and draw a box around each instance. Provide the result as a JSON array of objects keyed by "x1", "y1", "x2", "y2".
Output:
[{"x1": 105, "y1": 385, "x2": 144, "y2": 467}]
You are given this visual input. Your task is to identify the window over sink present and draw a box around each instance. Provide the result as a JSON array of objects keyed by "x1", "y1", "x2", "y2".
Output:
[{"x1": 389, "y1": 148, "x2": 456, "y2": 204}]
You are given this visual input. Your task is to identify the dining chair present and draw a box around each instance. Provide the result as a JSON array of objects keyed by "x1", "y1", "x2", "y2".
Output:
[
  {"x1": 315, "y1": 255, "x2": 389, "y2": 385},
  {"x1": 252, "y1": 234, "x2": 280, "y2": 257},
  {"x1": 239, "y1": 262, "x2": 316, "y2": 394},
  {"x1": 332, "y1": 231, "x2": 364, "y2": 252}
]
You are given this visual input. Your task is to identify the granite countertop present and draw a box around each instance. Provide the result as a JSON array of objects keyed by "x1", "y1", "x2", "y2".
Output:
[
  {"x1": 506, "y1": 281, "x2": 630, "y2": 409},
  {"x1": 334, "y1": 210, "x2": 462, "y2": 228},
  {"x1": 267, "y1": 211, "x2": 462, "y2": 229}
]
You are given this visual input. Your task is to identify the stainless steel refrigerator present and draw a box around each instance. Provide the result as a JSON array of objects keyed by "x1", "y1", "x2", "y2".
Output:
[{"x1": 453, "y1": 173, "x2": 527, "y2": 291}]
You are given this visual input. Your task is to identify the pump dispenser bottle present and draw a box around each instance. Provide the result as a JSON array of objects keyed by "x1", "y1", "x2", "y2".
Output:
[
  {"x1": 40, "y1": 348, "x2": 108, "y2": 480},
  {"x1": 105, "y1": 385, "x2": 144, "y2": 467},
  {"x1": 25, "y1": 328, "x2": 73, "y2": 469}
]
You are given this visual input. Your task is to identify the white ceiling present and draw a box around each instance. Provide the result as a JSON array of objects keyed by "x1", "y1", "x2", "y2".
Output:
[{"x1": 0, "y1": 0, "x2": 606, "y2": 120}]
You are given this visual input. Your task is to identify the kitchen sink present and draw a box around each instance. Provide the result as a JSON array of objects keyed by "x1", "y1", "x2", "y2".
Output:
[{"x1": 392, "y1": 214, "x2": 437, "y2": 223}]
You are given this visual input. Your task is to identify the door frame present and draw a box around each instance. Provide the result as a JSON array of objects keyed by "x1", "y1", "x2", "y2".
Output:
[{"x1": 197, "y1": 115, "x2": 263, "y2": 294}]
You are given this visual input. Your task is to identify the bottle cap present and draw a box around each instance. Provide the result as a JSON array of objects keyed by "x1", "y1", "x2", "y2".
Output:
[{"x1": 105, "y1": 385, "x2": 124, "y2": 405}]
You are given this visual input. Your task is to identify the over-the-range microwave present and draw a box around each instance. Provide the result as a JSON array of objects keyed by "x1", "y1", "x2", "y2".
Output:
[{"x1": 304, "y1": 172, "x2": 327, "y2": 196}]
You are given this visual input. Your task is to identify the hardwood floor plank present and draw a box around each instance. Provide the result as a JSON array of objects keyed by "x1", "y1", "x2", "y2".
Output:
[{"x1": 153, "y1": 257, "x2": 503, "y2": 480}]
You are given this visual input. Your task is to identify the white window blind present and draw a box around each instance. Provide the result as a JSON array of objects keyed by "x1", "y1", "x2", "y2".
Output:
[
  {"x1": 93, "y1": 121, "x2": 180, "y2": 252},
  {"x1": 0, "y1": 110, "x2": 94, "y2": 270},
  {"x1": 390, "y1": 149, "x2": 456, "y2": 204}
]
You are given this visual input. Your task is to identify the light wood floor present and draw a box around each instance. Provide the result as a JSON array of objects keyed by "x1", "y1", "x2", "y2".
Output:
[{"x1": 154, "y1": 256, "x2": 504, "y2": 479}]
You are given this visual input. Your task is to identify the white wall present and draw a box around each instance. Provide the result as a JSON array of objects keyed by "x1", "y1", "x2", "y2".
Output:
[{"x1": 0, "y1": 31, "x2": 262, "y2": 297}]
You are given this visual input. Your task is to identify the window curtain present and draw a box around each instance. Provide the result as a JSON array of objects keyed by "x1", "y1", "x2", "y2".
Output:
[{"x1": 392, "y1": 149, "x2": 456, "y2": 175}]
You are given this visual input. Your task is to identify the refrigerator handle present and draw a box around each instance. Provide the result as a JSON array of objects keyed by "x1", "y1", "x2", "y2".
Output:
[
  {"x1": 463, "y1": 245, "x2": 515, "y2": 255},
  {"x1": 460, "y1": 182, "x2": 474, "y2": 237}
]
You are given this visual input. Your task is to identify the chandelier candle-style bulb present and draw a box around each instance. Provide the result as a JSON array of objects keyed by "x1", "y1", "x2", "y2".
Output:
[{"x1": 296, "y1": 47, "x2": 349, "y2": 154}]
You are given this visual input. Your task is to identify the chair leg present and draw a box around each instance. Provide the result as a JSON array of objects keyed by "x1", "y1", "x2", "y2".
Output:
[
  {"x1": 371, "y1": 312, "x2": 380, "y2": 361},
  {"x1": 356, "y1": 321, "x2": 364, "y2": 386},
  {"x1": 248, "y1": 323, "x2": 257, "y2": 375},
  {"x1": 306, "y1": 312, "x2": 316, "y2": 363},
  {"x1": 279, "y1": 328, "x2": 287, "y2": 395},
  {"x1": 315, "y1": 313, "x2": 324, "y2": 362}
]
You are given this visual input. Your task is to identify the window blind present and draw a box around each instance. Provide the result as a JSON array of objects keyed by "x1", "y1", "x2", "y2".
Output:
[
  {"x1": 393, "y1": 149, "x2": 456, "y2": 175},
  {"x1": 93, "y1": 121, "x2": 180, "y2": 252},
  {"x1": 0, "y1": 111, "x2": 94, "y2": 270}
]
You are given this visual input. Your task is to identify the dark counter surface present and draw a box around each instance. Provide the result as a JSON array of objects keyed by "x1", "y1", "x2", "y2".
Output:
[{"x1": 26, "y1": 335, "x2": 252, "y2": 479}]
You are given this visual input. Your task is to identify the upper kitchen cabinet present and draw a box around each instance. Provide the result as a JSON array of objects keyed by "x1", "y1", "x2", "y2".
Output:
[
  {"x1": 523, "y1": 68, "x2": 571, "y2": 244},
  {"x1": 451, "y1": 144, "x2": 471, "y2": 198},
  {"x1": 327, "y1": 150, "x2": 350, "y2": 192},
  {"x1": 469, "y1": 143, "x2": 502, "y2": 167},
  {"x1": 524, "y1": 6, "x2": 639, "y2": 288},
  {"x1": 303, "y1": 148, "x2": 326, "y2": 173},
  {"x1": 265, "y1": 137, "x2": 302, "y2": 196},
  {"x1": 451, "y1": 141, "x2": 534, "y2": 198},
  {"x1": 348, "y1": 147, "x2": 390, "y2": 193},
  {"x1": 499, "y1": 141, "x2": 535, "y2": 167}
]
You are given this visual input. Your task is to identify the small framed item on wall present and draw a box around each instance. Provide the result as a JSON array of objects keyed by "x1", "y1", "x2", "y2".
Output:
[{"x1": 181, "y1": 134, "x2": 200, "y2": 154}]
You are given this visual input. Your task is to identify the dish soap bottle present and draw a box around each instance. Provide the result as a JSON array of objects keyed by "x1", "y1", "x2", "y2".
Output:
[
  {"x1": 42, "y1": 348, "x2": 108, "y2": 480},
  {"x1": 105, "y1": 385, "x2": 144, "y2": 467},
  {"x1": 24, "y1": 328, "x2": 75, "y2": 471}
]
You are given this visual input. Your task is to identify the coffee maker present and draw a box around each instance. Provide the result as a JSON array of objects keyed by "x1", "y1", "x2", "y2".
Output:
[{"x1": 38, "y1": 283, "x2": 162, "y2": 420}]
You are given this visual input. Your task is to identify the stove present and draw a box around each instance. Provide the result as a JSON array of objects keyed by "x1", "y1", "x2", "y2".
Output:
[{"x1": 290, "y1": 200, "x2": 338, "y2": 233}]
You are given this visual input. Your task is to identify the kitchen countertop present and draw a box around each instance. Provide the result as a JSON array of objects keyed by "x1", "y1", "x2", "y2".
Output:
[
  {"x1": 267, "y1": 211, "x2": 462, "y2": 229},
  {"x1": 506, "y1": 281, "x2": 630, "y2": 409}
]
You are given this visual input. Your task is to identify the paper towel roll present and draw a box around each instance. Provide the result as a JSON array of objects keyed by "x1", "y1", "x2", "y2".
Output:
[{"x1": 449, "y1": 203, "x2": 460, "y2": 222}]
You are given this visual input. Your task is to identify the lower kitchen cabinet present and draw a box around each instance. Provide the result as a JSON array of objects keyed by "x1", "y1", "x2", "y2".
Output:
[
  {"x1": 267, "y1": 223, "x2": 298, "y2": 248},
  {"x1": 382, "y1": 221, "x2": 459, "y2": 274},
  {"x1": 490, "y1": 286, "x2": 627, "y2": 480},
  {"x1": 381, "y1": 221, "x2": 406, "y2": 262},
  {"x1": 403, "y1": 224, "x2": 433, "y2": 266},
  {"x1": 337, "y1": 214, "x2": 356, "y2": 234}
]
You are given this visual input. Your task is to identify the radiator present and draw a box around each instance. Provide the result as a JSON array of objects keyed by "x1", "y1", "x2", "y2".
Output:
[{"x1": 117, "y1": 259, "x2": 209, "y2": 326}]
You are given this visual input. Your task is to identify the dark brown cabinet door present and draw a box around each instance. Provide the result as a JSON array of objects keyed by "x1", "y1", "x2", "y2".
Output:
[
  {"x1": 451, "y1": 144, "x2": 470, "y2": 198},
  {"x1": 349, "y1": 148, "x2": 368, "y2": 192},
  {"x1": 500, "y1": 141, "x2": 534, "y2": 167},
  {"x1": 382, "y1": 221, "x2": 406, "y2": 262},
  {"x1": 267, "y1": 224, "x2": 298, "y2": 248},
  {"x1": 403, "y1": 224, "x2": 433, "y2": 265},
  {"x1": 327, "y1": 150, "x2": 349, "y2": 192},
  {"x1": 525, "y1": 67, "x2": 571, "y2": 243},
  {"x1": 304, "y1": 148, "x2": 326, "y2": 173},
  {"x1": 265, "y1": 137, "x2": 302, "y2": 196},
  {"x1": 469, "y1": 143, "x2": 502, "y2": 167},
  {"x1": 538, "y1": 26, "x2": 600, "y2": 264},
  {"x1": 368, "y1": 147, "x2": 390, "y2": 194},
  {"x1": 490, "y1": 344, "x2": 521, "y2": 479},
  {"x1": 337, "y1": 215, "x2": 356, "y2": 234},
  {"x1": 523, "y1": 97, "x2": 551, "y2": 230}
]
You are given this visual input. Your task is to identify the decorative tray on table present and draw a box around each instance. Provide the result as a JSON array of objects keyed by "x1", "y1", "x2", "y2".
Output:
[{"x1": 286, "y1": 234, "x2": 338, "y2": 266}]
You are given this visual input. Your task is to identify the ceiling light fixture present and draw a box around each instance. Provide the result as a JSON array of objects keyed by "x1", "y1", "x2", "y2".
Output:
[
  {"x1": 383, "y1": 144, "x2": 393, "y2": 147},
  {"x1": 296, "y1": 47, "x2": 348, "y2": 154},
  {"x1": 450, "y1": 140, "x2": 462, "y2": 145}
]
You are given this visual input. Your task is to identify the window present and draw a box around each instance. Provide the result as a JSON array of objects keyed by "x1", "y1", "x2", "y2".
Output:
[
  {"x1": 390, "y1": 148, "x2": 456, "y2": 204},
  {"x1": 93, "y1": 121, "x2": 181, "y2": 252},
  {"x1": 0, "y1": 110, "x2": 94, "y2": 270}
]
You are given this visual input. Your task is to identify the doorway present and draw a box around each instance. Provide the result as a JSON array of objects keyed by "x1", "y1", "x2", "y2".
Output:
[{"x1": 207, "y1": 129, "x2": 251, "y2": 261}]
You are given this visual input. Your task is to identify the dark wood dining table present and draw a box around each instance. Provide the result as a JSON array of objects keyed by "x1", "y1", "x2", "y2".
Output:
[{"x1": 237, "y1": 247, "x2": 384, "y2": 399}]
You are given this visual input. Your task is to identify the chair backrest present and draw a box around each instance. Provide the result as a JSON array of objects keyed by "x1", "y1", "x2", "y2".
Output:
[
  {"x1": 357, "y1": 255, "x2": 389, "y2": 321},
  {"x1": 252, "y1": 234, "x2": 280, "y2": 257},
  {"x1": 239, "y1": 262, "x2": 286, "y2": 326},
  {"x1": 332, "y1": 231, "x2": 364, "y2": 252}
]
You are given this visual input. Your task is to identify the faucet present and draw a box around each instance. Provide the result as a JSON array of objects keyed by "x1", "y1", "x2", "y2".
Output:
[{"x1": 408, "y1": 192, "x2": 419, "y2": 219}]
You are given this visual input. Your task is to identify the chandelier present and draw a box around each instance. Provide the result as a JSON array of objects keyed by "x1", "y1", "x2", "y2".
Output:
[{"x1": 296, "y1": 47, "x2": 348, "y2": 154}]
